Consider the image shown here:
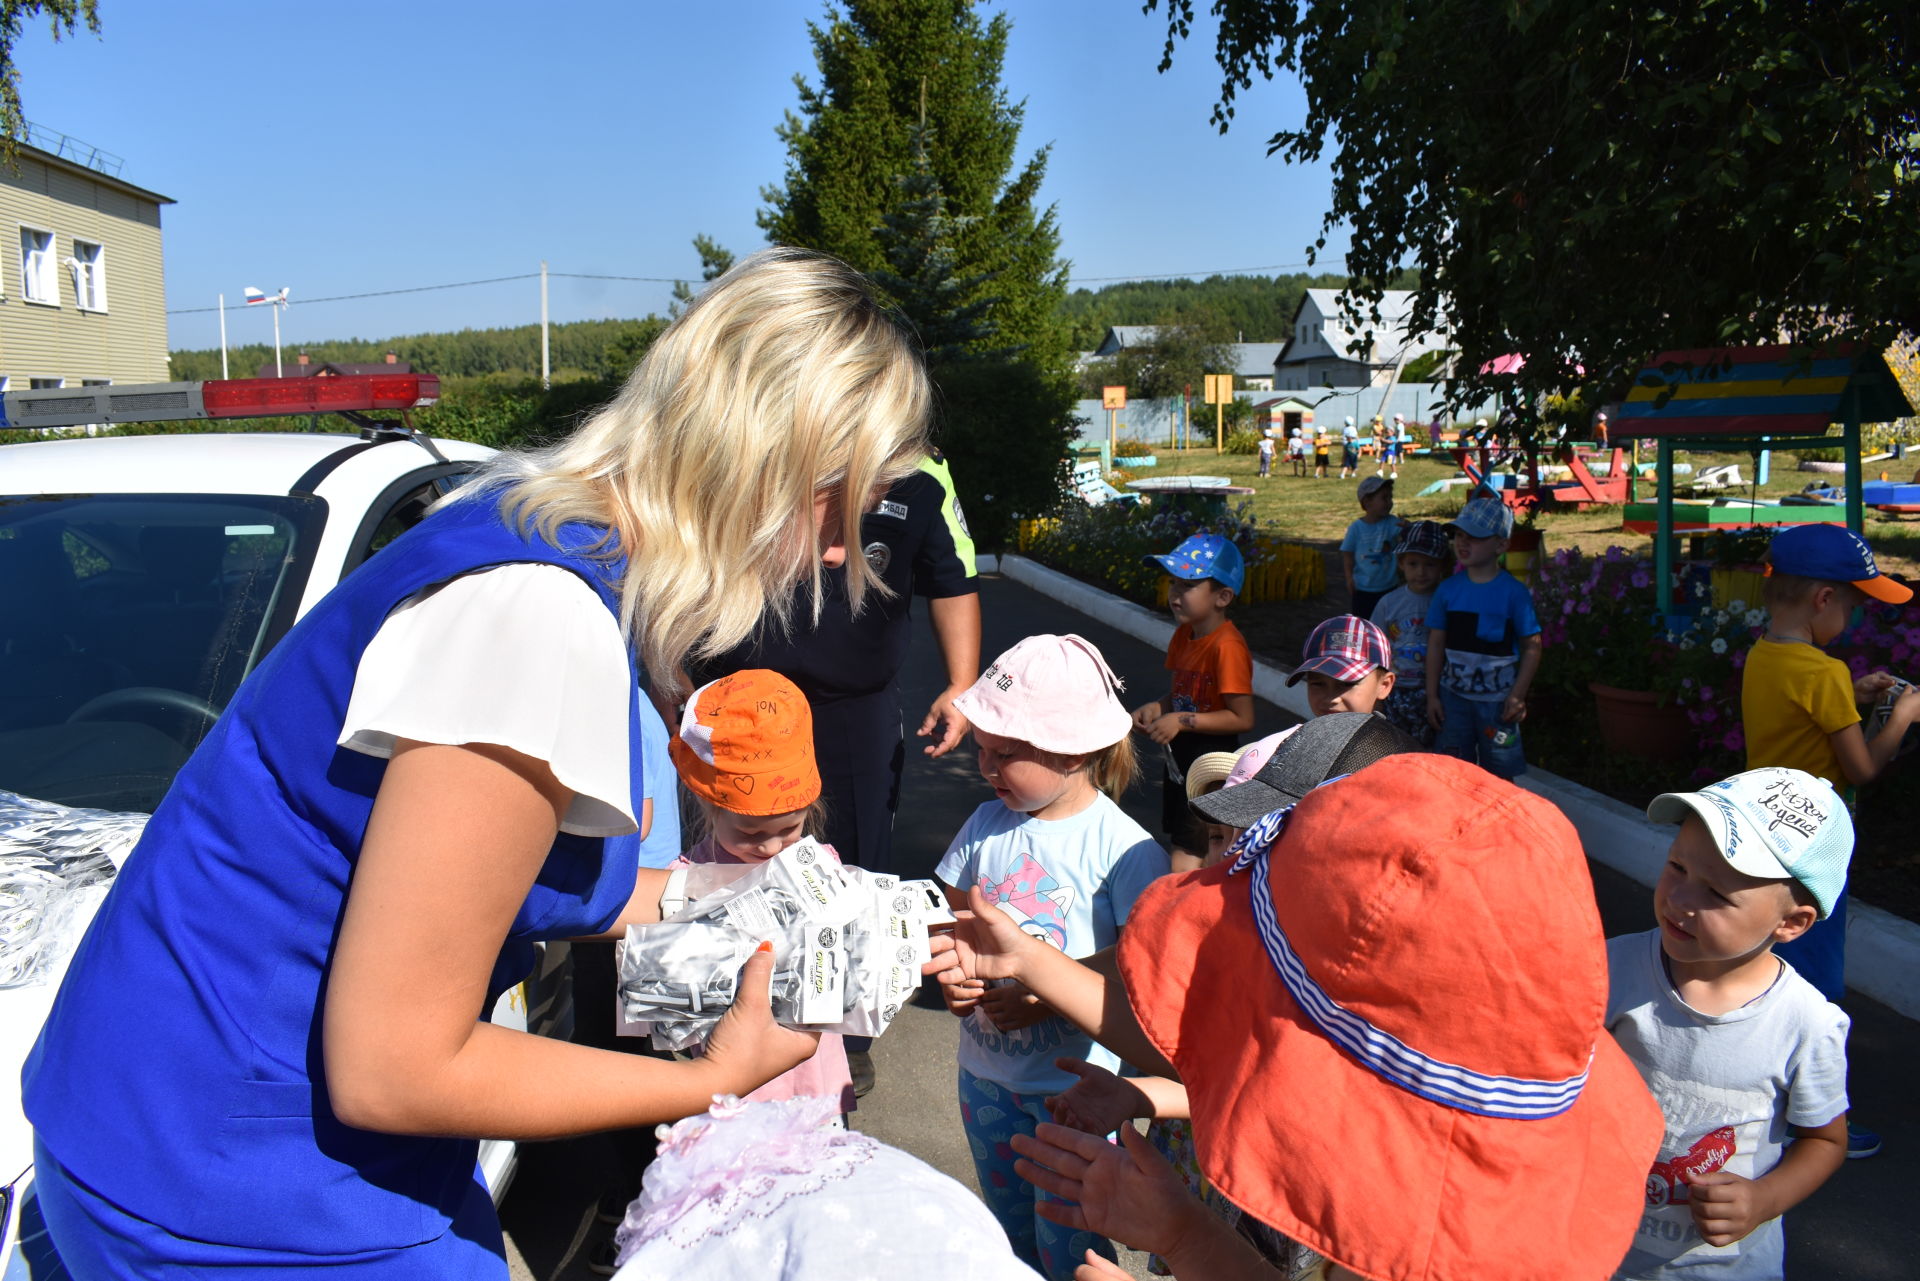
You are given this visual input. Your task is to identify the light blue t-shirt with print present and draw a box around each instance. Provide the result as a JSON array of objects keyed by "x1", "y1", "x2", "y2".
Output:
[
  {"x1": 936, "y1": 793, "x2": 1169, "y2": 1095},
  {"x1": 1371, "y1": 585, "x2": 1434, "y2": 693},
  {"x1": 1341, "y1": 515, "x2": 1404, "y2": 593}
]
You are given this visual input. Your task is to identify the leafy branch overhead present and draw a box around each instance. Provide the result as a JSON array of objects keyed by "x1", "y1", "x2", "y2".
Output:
[
  {"x1": 1149, "y1": 0, "x2": 1920, "y2": 406},
  {"x1": 0, "y1": 1, "x2": 99, "y2": 164}
]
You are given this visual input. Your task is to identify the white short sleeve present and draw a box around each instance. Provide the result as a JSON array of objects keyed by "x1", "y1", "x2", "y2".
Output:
[{"x1": 339, "y1": 563, "x2": 638, "y2": 837}]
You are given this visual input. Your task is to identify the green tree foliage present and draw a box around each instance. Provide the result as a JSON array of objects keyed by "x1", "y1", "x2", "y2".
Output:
[
  {"x1": 1079, "y1": 318, "x2": 1234, "y2": 400},
  {"x1": 1, "y1": 1, "x2": 96, "y2": 161},
  {"x1": 762, "y1": 0, "x2": 1080, "y2": 544},
  {"x1": 668, "y1": 234, "x2": 737, "y2": 318},
  {"x1": 1150, "y1": 0, "x2": 1920, "y2": 405},
  {"x1": 168, "y1": 315, "x2": 668, "y2": 385},
  {"x1": 759, "y1": 0, "x2": 1068, "y2": 370},
  {"x1": 1060, "y1": 271, "x2": 1345, "y2": 351},
  {"x1": 928, "y1": 357, "x2": 1078, "y2": 552}
]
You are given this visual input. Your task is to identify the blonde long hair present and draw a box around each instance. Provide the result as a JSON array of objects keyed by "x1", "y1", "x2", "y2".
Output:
[{"x1": 478, "y1": 248, "x2": 931, "y2": 696}]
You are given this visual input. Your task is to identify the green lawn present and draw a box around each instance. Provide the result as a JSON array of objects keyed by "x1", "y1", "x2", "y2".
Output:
[{"x1": 1114, "y1": 443, "x2": 1920, "y2": 575}]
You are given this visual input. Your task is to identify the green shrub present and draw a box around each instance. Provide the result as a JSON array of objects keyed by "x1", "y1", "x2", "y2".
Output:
[
  {"x1": 1793, "y1": 446, "x2": 1843, "y2": 463},
  {"x1": 1113, "y1": 438, "x2": 1154, "y2": 458},
  {"x1": 1224, "y1": 428, "x2": 1263, "y2": 455}
]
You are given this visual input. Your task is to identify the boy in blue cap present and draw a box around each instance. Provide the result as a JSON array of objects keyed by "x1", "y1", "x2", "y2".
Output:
[
  {"x1": 1134, "y1": 533, "x2": 1256, "y2": 868},
  {"x1": 1423, "y1": 495, "x2": 1541, "y2": 779},
  {"x1": 1742, "y1": 522, "x2": 1918, "y2": 1158},
  {"x1": 1609, "y1": 767, "x2": 1853, "y2": 1278}
]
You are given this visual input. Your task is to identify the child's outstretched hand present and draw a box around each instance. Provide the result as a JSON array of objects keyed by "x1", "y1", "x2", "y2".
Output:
[
  {"x1": 702, "y1": 941, "x2": 821, "y2": 1095},
  {"x1": 1012, "y1": 1121, "x2": 1202, "y2": 1258},
  {"x1": 939, "y1": 973, "x2": 985, "y2": 1019},
  {"x1": 1046, "y1": 1058, "x2": 1150, "y2": 1135},
  {"x1": 1854, "y1": 671, "x2": 1898, "y2": 704},
  {"x1": 1684, "y1": 1169, "x2": 1769, "y2": 1247},
  {"x1": 922, "y1": 886, "x2": 1044, "y2": 989},
  {"x1": 1130, "y1": 701, "x2": 1161, "y2": 734},
  {"x1": 978, "y1": 978, "x2": 1053, "y2": 1032}
]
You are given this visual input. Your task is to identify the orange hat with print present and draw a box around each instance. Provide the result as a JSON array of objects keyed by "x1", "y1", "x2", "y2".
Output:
[{"x1": 669, "y1": 670, "x2": 821, "y2": 816}]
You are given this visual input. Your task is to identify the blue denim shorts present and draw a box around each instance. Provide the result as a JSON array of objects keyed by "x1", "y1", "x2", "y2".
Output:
[{"x1": 1434, "y1": 687, "x2": 1526, "y2": 779}]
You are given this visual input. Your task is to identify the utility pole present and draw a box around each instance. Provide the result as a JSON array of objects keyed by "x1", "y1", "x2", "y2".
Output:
[
  {"x1": 218, "y1": 294, "x2": 228, "y2": 379},
  {"x1": 540, "y1": 261, "x2": 551, "y2": 390}
]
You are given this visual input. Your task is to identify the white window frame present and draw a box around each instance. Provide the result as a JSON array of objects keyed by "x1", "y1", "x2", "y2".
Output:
[
  {"x1": 19, "y1": 226, "x2": 56, "y2": 305},
  {"x1": 70, "y1": 239, "x2": 106, "y2": 312},
  {"x1": 28, "y1": 377, "x2": 63, "y2": 390}
]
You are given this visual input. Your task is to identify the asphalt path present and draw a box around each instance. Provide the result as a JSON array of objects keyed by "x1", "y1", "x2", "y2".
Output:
[{"x1": 501, "y1": 571, "x2": 1920, "y2": 1280}]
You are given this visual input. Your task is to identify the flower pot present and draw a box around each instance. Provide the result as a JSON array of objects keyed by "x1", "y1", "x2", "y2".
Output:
[
  {"x1": 1589, "y1": 682, "x2": 1693, "y2": 760},
  {"x1": 1502, "y1": 527, "x2": 1544, "y2": 581},
  {"x1": 1710, "y1": 566, "x2": 1766, "y2": 611}
]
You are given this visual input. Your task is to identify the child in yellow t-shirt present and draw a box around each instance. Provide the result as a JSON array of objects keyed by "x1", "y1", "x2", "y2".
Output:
[{"x1": 1742, "y1": 523, "x2": 1918, "y2": 1159}]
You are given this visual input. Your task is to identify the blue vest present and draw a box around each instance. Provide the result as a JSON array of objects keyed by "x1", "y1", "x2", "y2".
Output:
[{"x1": 23, "y1": 495, "x2": 646, "y2": 1254}]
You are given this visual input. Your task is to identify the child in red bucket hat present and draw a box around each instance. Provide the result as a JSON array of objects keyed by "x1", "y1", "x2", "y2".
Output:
[{"x1": 957, "y1": 751, "x2": 1662, "y2": 1280}]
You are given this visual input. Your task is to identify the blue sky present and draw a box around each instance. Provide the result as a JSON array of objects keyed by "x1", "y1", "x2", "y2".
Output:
[{"x1": 16, "y1": 1, "x2": 1342, "y2": 353}]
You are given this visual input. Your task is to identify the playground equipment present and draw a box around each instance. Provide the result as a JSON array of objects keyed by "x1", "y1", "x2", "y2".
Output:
[{"x1": 1618, "y1": 343, "x2": 1915, "y2": 612}]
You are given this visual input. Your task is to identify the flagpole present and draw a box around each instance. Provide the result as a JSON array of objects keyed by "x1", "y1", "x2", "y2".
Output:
[
  {"x1": 273, "y1": 299, "x2": 283, "y2": 377},
  {"x1": 218, "y1": 294, "x2": 228, "y2": 379}
]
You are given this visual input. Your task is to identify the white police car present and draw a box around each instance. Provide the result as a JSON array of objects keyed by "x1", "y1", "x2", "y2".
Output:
[{"x1": 0, "y1": 384, "x2": 572, "y2": 1272}]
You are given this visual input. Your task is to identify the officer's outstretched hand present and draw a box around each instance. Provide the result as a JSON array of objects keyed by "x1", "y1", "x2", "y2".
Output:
[{"x1": 919, "y1": 685, "x2": 972, "y2": 757}]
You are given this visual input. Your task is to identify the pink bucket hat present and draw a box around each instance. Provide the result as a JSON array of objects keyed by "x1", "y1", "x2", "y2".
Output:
[{"x1": 953, "y1": 633, "x2": 1132, "y2": 755}]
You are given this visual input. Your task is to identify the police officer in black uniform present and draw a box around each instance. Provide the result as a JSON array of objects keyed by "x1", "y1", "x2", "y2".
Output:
[{"x1": 688, "y1": 449, "x2": 982, "y2": 876}]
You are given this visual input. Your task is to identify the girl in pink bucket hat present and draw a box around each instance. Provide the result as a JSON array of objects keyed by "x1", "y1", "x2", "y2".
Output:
[{"x1": 933, "y1": 634, "x2": 1171, "y2": 1280}]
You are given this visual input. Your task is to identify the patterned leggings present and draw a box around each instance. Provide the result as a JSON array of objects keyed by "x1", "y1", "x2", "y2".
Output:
[{"x1": 958, "y1": 1068, "x2": 1118, "y2": 1281}]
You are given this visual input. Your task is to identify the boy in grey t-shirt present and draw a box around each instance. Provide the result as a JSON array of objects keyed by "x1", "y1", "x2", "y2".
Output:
[{"x1": 1608, "y1": 768, "x2": 1852, "y2": 1280}]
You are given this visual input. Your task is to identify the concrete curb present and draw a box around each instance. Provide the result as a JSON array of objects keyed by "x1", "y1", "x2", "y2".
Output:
[{"x1": 995, "y1": 553, "x2": 1920, "y2": 1022}]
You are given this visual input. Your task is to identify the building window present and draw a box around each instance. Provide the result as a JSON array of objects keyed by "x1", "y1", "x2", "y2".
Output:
[
  {"x1": 20, "y1": 227, "x2": 56, "y2": 304},
  {"x1": 29, "y1": 377, "x2": 62, "y2": 389},
  {"x1": 71, "y1": 240, "x2": 106, "y2": 311}
]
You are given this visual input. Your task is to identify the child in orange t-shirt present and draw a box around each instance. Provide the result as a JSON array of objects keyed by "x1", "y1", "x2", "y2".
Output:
[{"x1": 1133, "y1": 534, "x2": 1256, "y2": 868}]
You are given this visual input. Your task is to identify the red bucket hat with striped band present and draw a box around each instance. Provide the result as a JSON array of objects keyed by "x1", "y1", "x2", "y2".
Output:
[{"x1": 1117, "y1": 754, "x2": 1662, "y2": 1280}]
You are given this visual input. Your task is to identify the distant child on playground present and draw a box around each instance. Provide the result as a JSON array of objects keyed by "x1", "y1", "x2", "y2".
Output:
[
  {"x1": 661, "y1": 670, "x2": 854, "y2": 1110},
  {"x1": 1257, "y1": 430, "x2": 1275, "y2": 478},
  {"x1": 1289, "y1": 426, "x2": 1308, "y2": 476},
  {"x1": 1132, "y1": 534, "x2": 1256, "y2": 864},
  {"x1": 1288, "y1": 615, "x2": 1394, "y2": 719},
  {"x1": 1312, "y1": 424, "x2": 1331, "y2": 479},
  {"x1": 1371, "y1": 520, "x2": 1451, "y2": 744},
  {"x1": 1741, "y1": 523, "x2": 1918, "y2": 1157},
  {"x1": 1424, "y1": 496, "x2": 1541, "y2": 779},
  {"x1": 934, "y1": 633, "x2": 1169, "y2": 1281},
  {"x1": 1339, "y1": 474, "x2": 1404, "y2": 618},
  {"x1": 1339, "y1": 417, "x2": 1360, "y2": 479},
  {"x1": 1609, "y1": 768, "x2": 1853, "y2": 1278}
]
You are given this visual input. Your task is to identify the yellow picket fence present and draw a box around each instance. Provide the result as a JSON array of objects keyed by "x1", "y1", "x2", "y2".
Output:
[{"x1": 1012, "y1": 520, "x2": 1327, "y2": 605}]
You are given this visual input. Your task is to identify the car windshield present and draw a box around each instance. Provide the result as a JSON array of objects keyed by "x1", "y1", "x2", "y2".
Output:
[{"x1": 0, "y1": 493, "x2": 324, "y2": 813}]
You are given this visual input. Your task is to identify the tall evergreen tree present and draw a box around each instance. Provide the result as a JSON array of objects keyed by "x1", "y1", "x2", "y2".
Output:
[
  {"x1": 759, "y1": 0, "x2": 1069, "y2": 371},
  {"x1": 760, "y1": 0, "x2": 1080, "y2": 551}
]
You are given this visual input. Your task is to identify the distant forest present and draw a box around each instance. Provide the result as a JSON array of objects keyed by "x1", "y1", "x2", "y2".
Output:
[{"x1": 166, "y1": 272, "x2": 1422, "y2": 381}]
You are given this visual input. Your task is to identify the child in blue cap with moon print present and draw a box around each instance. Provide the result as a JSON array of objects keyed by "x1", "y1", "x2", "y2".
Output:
[{"x1": 1133, "y1": 534, "x2": 1256, "y2": 870}]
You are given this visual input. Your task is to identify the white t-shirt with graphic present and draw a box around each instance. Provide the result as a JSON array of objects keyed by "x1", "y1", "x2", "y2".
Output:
[
  {"x1": 1606, "y1": 929, "x2": 1849, "y2": 1280},
  {"x1": 936, "y1": 794, "x2": 1169, "y2": 1095},
  {"x1": 1371, "y1": 585, "x2": 1433, "y2": 693}
]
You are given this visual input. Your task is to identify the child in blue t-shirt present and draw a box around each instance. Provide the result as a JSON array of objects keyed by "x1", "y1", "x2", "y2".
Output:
[
  {"x1": 1339, "y1": 475, "x2": 1405, "y2": 619},
  {"x1": 1423, "y1": 496, "x2": 1542, "y2": 779},
  {"x1": 933, "y1": 633, "x2": 1170, "y2": 1281}
]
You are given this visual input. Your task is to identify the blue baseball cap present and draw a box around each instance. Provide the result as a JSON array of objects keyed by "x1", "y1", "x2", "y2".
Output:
[
  {"x1": 1648, "y1": 768, "x2": 1853, "y2": 918},
  {"x1": 1443, "y1": 496, "x2": 1514, "y2": 540},
  {"x1": 1146, "y1": 533, "x2": 1245, "y2": 594},
  {"x1": 1768, "y1": 524, "x2": 1912, "y2": 604}
]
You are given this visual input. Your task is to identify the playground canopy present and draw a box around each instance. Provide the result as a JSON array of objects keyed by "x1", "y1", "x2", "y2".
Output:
[{"x1": 1622, "y1": 344, "x2": 1916, "y2": 611}]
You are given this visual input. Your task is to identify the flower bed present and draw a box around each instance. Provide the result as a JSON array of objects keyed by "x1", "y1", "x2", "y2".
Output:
[{"x1": 1019, "y1": 499, "x2": 1260, "y2": 608}]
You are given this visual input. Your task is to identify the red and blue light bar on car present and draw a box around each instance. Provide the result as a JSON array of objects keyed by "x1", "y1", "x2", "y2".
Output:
[{"x1": 0, "y1": 374, "x2": 441, "y2": 431}]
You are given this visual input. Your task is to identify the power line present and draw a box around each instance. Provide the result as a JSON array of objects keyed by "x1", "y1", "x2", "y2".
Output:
[{"x1": 168, "y1": 262, "x2": 1331, "y2": 316}]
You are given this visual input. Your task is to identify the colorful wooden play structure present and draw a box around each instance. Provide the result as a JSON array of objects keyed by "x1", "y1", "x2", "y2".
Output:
[{"x1": 1619, "y1": 344, "x2": 1916, "y2": 611}]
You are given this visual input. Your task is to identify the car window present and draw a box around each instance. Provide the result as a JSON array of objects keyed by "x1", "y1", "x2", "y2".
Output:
[{"x1": 0, "y1": 493, "x2": 323, "y2": 813}]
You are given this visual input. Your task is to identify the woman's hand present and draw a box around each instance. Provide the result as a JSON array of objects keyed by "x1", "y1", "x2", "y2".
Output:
[
  {"x1": 1046, "y1": 1058, "x2": 1151, "y2": 1135},
  {"x1": 699, "y1": 942, "x2": 821, "y2": 1096}
]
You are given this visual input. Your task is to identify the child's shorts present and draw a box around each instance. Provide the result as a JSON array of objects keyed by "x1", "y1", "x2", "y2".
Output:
[
  {"x1": 1434, "y1": 687, "x2": 1525, "y2": 779},
  {"x1": 1341, "y1": 445, "x2": 1360, "y2": 469}
]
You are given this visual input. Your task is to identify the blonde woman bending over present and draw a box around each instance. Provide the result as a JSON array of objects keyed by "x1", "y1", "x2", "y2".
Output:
[{"x1": 24, "y1": 248, "x2": 931, "y2": 1280}]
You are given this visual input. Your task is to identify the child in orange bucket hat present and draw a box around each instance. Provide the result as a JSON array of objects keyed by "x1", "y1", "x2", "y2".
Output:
[
  {"x1": 657, "y1": 669, "x2": 851, "y2": 1110},
  {"x1": 978, "y1": 751, "x2": 1662, "y2": 1280}
]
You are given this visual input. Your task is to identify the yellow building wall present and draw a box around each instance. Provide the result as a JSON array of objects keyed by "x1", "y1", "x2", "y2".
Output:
[{"x1": 0, "y1": 152, "x2": 168, "y2": 389}]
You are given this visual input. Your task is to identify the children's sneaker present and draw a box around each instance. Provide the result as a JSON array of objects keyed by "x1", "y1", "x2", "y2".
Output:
[
  {"x1": 594, "y1": 1191, "x2": 628, "y2": 1225},
  {"x1": 1847, "y1": 1124, "x2": 1883, "y2": 1159},
  {"x1": 586, "y1": 1242, "x2": 622, "y2": 1276}
]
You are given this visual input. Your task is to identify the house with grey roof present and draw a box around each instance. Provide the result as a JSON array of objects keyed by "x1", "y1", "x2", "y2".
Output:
[
  {"x1": 1273, "y1": 289, "x2": 1451, "y2": 390},
  {"x1": 1090, "y1": 325, "x2": 1161, "y2": 357}
]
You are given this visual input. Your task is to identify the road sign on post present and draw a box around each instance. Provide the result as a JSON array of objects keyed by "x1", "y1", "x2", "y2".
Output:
[
  {"x1": 1203, "y1": 373, "x2": 1233, "y2": 453},
  {"x1": 1102, "y1": 385, "x2": 1126, "y2": 461}
]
